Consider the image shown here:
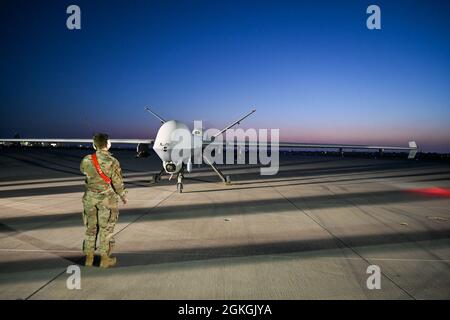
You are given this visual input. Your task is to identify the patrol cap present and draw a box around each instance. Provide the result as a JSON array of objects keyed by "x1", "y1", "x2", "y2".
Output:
[{"x1": 93, "y1": 133, "x2": 109, "y2": 149}]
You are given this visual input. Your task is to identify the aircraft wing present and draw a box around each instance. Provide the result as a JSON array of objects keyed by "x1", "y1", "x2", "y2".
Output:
[
  {"x1": 0, "y1": 138, "x2": 154, "y2": 144},
  {"x1": 205, "y1": 140, "x2": 419, "y2": 159}
]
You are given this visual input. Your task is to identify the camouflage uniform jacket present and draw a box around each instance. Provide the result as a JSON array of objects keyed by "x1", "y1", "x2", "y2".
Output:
[{"x1": 80, "y1": 150, "x2": 127, "y2": 200}]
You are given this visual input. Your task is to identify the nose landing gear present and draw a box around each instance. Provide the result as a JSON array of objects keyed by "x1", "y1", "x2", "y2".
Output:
[
  {"x1": 177, "y1": 172, "x2": 184, "y2": 193},
  {"x1": 150, "y1": 166, "x2": 185, "y2": 193}
]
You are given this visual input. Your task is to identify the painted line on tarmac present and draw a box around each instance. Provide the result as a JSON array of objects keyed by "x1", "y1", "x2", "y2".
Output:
[
  {"x1": 1, "y1": 248, "x2": 449, "y2": 263},
  {"x1": 271, "y1": 185, "x2": 418, "y2": 299}
]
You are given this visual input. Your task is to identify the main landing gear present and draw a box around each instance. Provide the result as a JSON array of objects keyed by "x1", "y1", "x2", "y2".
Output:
[
  {"x1": 150, "y1": 169, "x2": 165, "y2": 184},
  {"x1": 151, "y1": 161, "x2": 231, "y2": 194},
  {"x1": 202, "y1": 155, "x2": 231, "y2": 185}
]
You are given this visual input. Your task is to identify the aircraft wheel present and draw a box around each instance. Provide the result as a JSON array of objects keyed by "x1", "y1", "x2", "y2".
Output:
[{"x1": 177, "y1": 183, "x2": 183, "y2": 193}]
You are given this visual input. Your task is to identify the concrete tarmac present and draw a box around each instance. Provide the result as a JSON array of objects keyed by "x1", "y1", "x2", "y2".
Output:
[{"x1": 0, "y1": 148, "x2": 449, "y2": 299}]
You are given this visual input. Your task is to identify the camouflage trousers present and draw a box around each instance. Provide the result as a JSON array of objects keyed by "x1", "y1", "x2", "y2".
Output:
[{"x1": 82, "y1": 191, "x2": 119, "y2": 255}]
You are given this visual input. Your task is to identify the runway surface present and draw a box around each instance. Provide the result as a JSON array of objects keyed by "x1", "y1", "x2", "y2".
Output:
[{"x1": 0, "y1": 148, "x2": 449, "y2": 299}]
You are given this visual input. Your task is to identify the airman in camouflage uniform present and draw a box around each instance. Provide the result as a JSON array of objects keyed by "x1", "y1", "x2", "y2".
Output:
[{"x1": 80, "y1": 133, "x2": 128, "y2": 268}]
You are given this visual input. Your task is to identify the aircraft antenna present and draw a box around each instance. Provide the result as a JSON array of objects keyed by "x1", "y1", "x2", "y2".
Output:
[
  {"x1": 213, "y1": 108, "x2": 256, "y2": 138},
  {"x1": 145, "y1": 107, "x2": 166, "y2": 124}
]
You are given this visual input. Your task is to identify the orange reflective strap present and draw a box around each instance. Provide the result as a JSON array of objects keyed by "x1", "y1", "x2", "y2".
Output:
[{"x1": 91, "y1": 153, "x2": 112, "y2": 184}]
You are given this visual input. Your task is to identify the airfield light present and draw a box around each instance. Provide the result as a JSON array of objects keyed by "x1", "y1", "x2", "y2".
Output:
[{"x1": 407, "y1": 187, "x2": 450, "y2": 198}]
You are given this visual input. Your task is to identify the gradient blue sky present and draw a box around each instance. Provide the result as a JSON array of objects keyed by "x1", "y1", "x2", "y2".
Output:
[{"x1": 1, "y1": 0, "x2": 449, "y2": 152}]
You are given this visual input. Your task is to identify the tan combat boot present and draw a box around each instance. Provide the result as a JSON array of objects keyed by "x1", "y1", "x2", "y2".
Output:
[
  {"x1": 85, "y1": 252, "x2": 94, "y2": 267},
  {"x1": 100, "y1": 254, "x2": 117, "y2": 268}
]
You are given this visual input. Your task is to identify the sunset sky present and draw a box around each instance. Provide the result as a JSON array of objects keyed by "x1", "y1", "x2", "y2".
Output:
[{"x1": 1, "y1": 0, "x2": 449, "y2": 152}]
